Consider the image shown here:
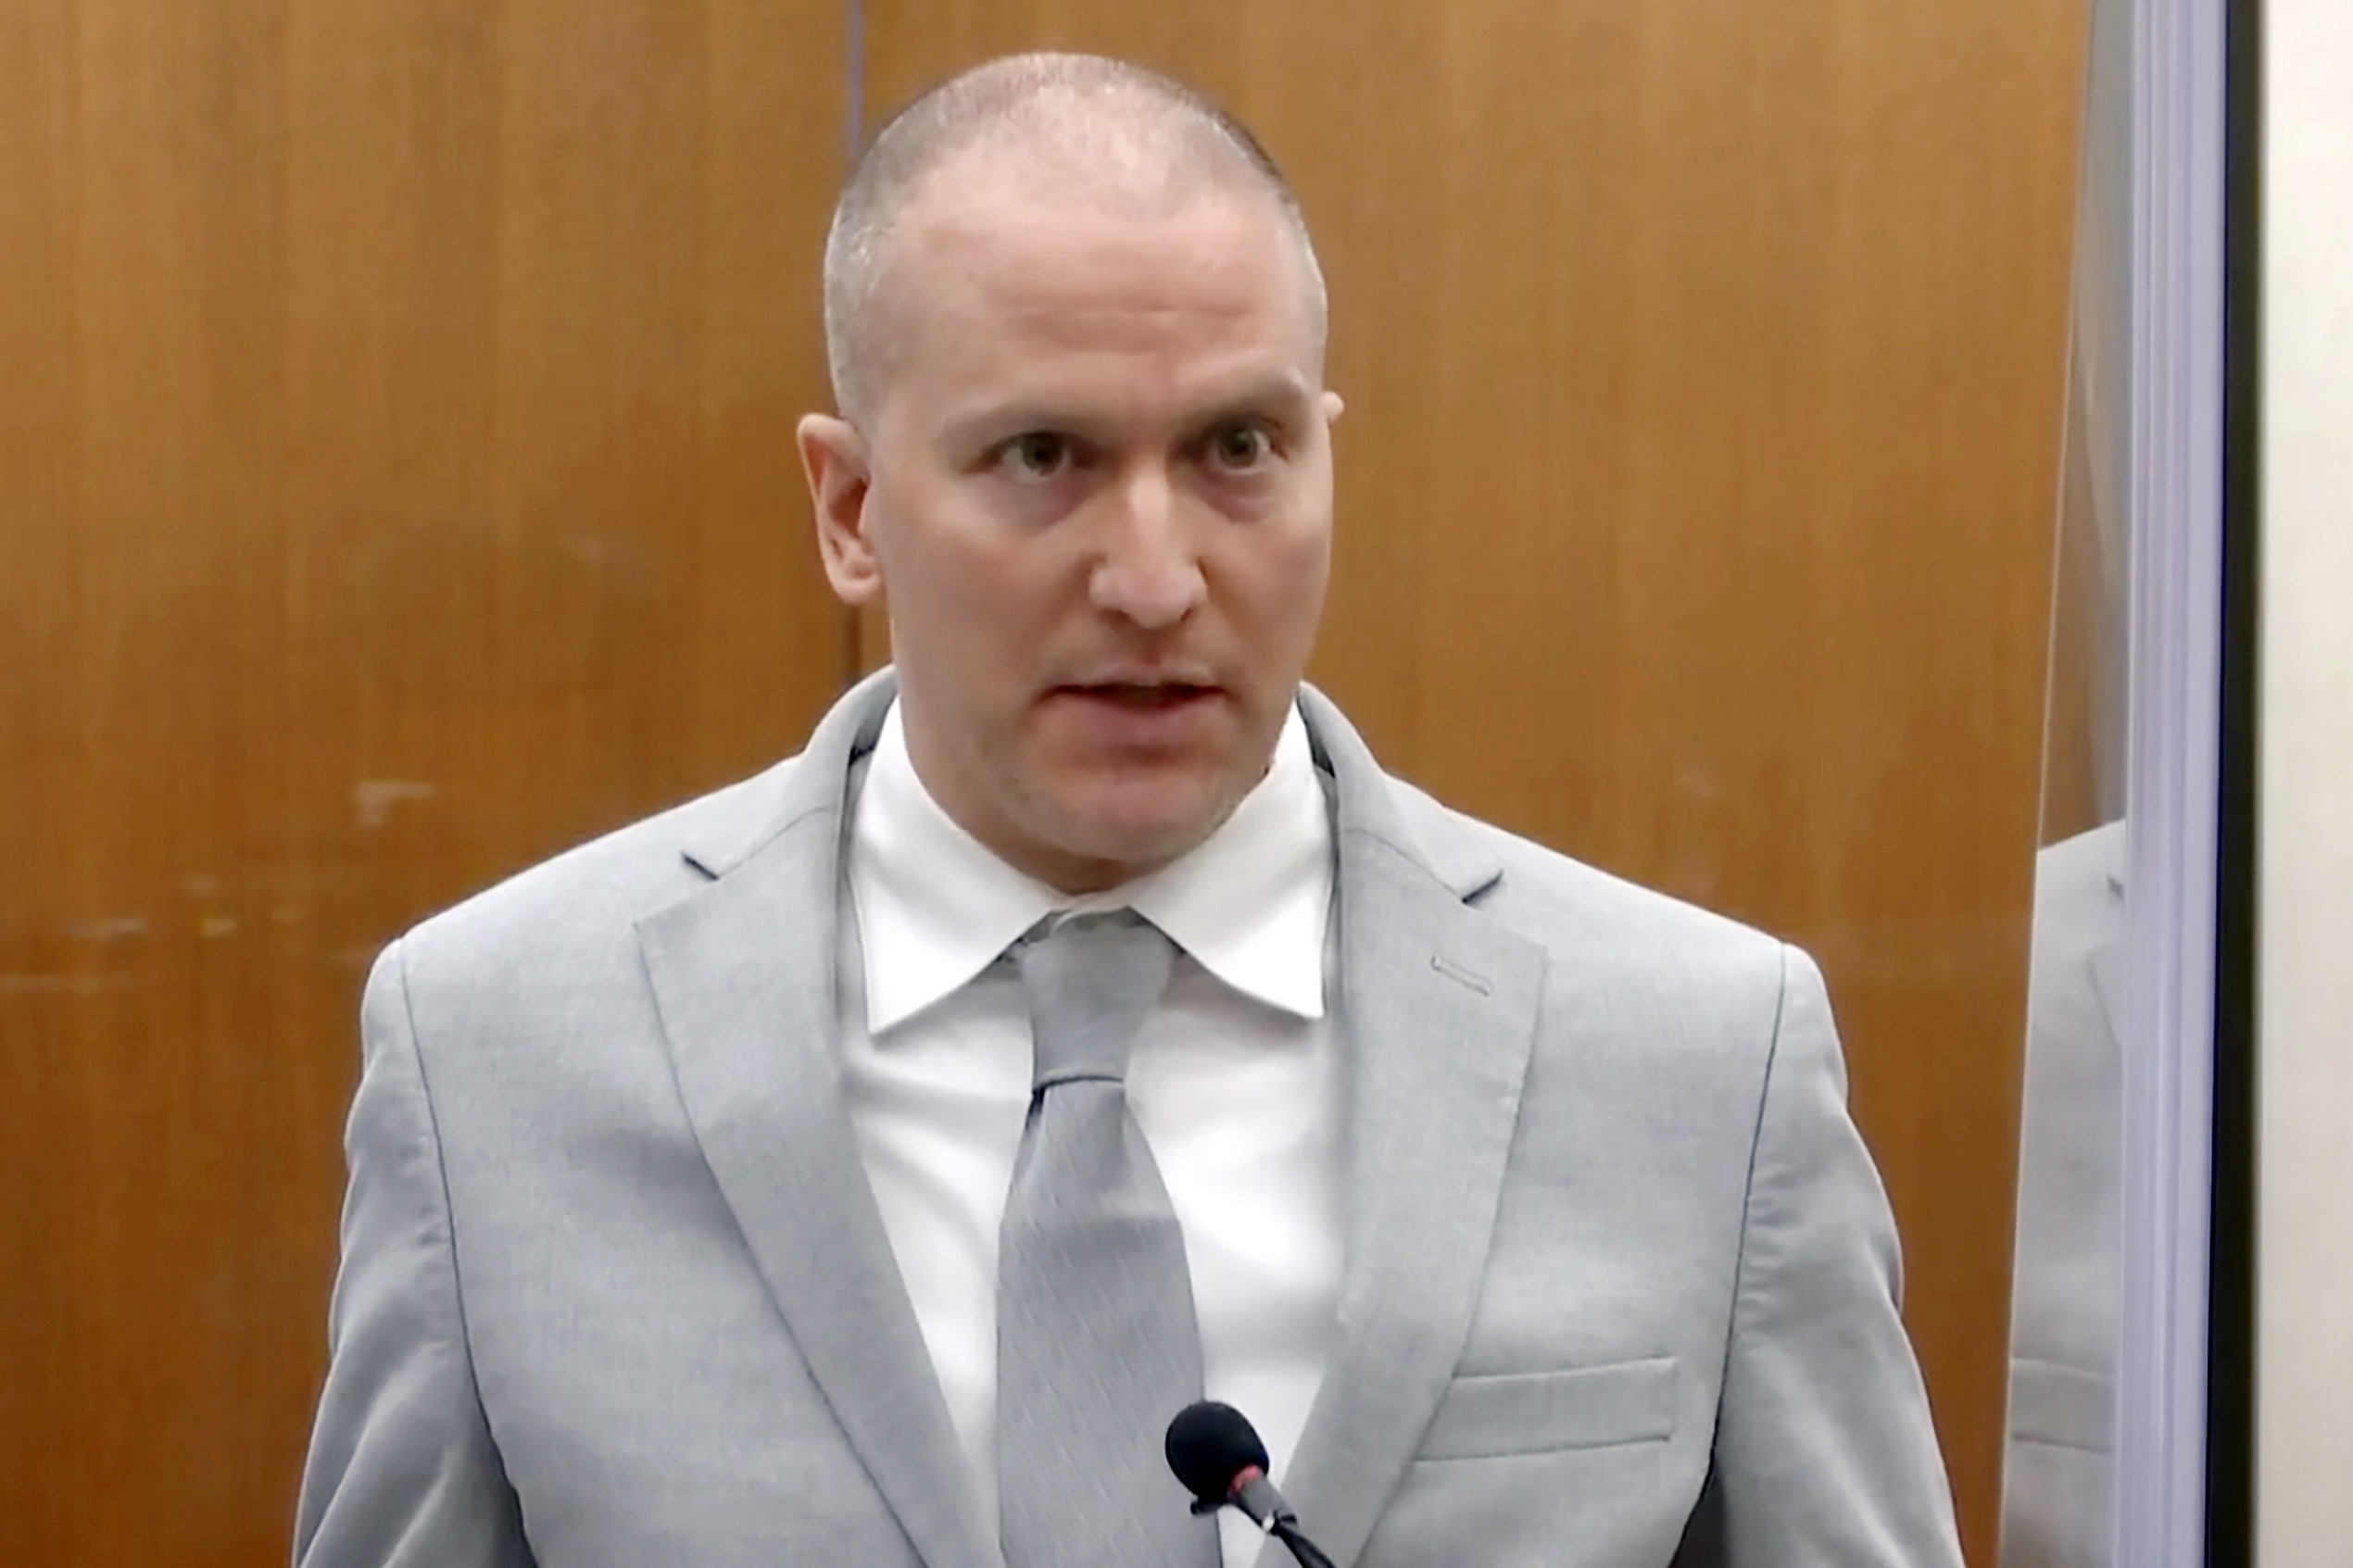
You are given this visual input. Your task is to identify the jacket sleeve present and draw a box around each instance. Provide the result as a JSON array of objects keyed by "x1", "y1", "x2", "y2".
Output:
[
  {"x1": 293, "y1": 940, "x2": 535, "y2": 1568},
  {"x1": 1710, "y1": 946, "x2": 1966, "y2": 1567}
]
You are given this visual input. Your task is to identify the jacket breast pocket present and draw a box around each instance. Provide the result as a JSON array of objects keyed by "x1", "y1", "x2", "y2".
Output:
[{"x1": 1417, "y1": 1356, "x2": 1678, "y2": 1461}]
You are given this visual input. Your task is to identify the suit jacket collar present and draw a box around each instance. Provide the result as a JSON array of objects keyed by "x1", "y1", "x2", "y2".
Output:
[
  {"x1": 675, "y1": 667, "x2": 897, "y2": 880},
  {"x1": 1297, "y1": 684, "x2": 1504, "y2": 903},
  {"x1": 648, "y1": 672, "x2": 1544, "y2": 1568}
]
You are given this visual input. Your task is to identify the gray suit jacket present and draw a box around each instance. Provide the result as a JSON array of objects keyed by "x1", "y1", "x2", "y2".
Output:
[
  {"x1": 1999, "y1": 821, "x2": 2126, "y2": 1568},
  {"x1": 296, "y1": 674, "x2": 1962, "y2": 1568}
]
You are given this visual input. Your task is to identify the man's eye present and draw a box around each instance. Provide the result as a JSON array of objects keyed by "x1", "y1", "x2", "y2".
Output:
[
  {"x1": 1206, "y1": 423, "x2": 1275, "y2": 471},
  {"x1": 997, "y1": 433, "x2": 1072, "y2": 479}
]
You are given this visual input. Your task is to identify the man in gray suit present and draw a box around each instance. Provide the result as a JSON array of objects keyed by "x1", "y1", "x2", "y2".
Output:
[{"x1": 296, "y1": 52, "x2": 1963, "y2": 1568}]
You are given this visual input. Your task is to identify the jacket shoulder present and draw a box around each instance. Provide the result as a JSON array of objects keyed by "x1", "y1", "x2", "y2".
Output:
[
  {"x1": 1386, "y1": 775, "x2": 1794, "y2": 986},
  {"x1": 391, "y1": 752, "x2": 808, "y2": 977}
]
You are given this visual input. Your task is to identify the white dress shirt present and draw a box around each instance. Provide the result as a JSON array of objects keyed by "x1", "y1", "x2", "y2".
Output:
[{"x1": 840, "y1": 698, "x2": 1341, "y2": 1568}]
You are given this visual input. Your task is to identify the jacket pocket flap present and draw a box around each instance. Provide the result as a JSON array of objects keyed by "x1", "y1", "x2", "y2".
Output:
[
  {"x1": 1419, "y1": 1356, "x2": 1678, "y2": 1461},
  {"x1": 2008, "y1": 1358, "x2": 2113, "y2": 1453}
]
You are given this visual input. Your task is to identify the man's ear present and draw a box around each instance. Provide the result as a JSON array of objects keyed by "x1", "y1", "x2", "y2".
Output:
[{"x1": 798, "y1": 413, "x2": 883, "y2": 606}]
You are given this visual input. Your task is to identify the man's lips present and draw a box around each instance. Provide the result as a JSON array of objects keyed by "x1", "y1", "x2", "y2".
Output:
[
  {"x1": 1053, "y1": 681, "x2": 1222, "y2": 706},
  {"x1": 1041, "y1": 684, "x2": 1228, "y2": 745}
]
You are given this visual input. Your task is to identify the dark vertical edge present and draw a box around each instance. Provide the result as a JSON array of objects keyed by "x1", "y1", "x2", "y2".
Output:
[{"x1": 2205, "y1": 0, "x2": 2261, "y2": 1560}]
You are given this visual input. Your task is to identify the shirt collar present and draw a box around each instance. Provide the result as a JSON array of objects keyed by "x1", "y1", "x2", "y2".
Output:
[{"x1": 849, "y1": 699, "x2": 1332, "y2": 1035}]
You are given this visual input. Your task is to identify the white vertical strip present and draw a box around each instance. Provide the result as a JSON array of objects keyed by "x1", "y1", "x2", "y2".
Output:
[
  {"x1": 2256, "y1": 0, "x2": 2353, "y2": 1559},
  {"x1": 2113, "y1": 0, "x2": 2226, "y2": 1559}
]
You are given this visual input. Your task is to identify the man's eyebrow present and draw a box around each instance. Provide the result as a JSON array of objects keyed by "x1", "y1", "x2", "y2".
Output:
[
  {"x1": 935, "y1": 371, "x2": 1317, "y2": 450},
  {"x1": 1188, "y1": 374, "x2": 1315, "y2": 426}
]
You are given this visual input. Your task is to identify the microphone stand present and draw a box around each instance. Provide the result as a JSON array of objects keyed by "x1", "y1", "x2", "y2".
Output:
[
  {"x1": 1266, "y1": 1518, "x2": 1337, "y2": 1568},
  {"x1": 1197, "y1": 1491, "x2": 1336, "y2": 1568}
]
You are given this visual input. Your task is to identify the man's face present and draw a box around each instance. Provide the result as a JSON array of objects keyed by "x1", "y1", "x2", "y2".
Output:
[{"x1": 801, "y1": 169, "x2": 1340, "y2": 893}]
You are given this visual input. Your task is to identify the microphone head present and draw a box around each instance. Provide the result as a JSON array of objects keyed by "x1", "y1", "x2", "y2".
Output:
[{"x1": 1164, "y1": 1401, "x2": 1271, "y2": 1508}]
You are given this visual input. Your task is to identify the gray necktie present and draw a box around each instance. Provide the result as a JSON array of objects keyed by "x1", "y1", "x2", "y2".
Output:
[{"x1": 997, "y1": 911, "x2": 1218, "y2": 1568}]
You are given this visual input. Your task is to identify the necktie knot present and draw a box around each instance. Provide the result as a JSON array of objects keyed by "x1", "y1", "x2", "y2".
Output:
[{"x1": 1013, "y1": 909, "x2": 1177, "y2": 1091}]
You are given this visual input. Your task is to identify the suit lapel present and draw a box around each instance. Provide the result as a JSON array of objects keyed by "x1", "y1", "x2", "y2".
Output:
[
  {"x1": 1268, "y1": 692, "x2": 1548, "y2": 1568},
  {"x1": 635, "y1": 673, "x2": 1001, "y2": 1568}
]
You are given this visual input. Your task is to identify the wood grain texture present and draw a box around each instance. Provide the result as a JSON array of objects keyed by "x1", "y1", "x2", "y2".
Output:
[
  {"x1": 0, "y1": 3, "x2": 849, "y2": 1562},
  {"x1": 861, "y1": 6, "x2": 2085, "y2": 1560}
]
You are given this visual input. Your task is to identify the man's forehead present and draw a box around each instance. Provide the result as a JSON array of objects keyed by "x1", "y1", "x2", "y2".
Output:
[
  {"x1": 929, "y1": 357, "x2": 1317, "y2": 437},
  {"x1": 894, "y1": 182, "x2": 1306, "y2": 336},
  {"x1": 852, "y1": 144, "x2": 1325, "y2": 428}
]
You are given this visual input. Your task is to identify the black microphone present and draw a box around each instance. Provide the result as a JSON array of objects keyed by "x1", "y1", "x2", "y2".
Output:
[{"x1": 1164, "y1": 1402, "x2": 1337, "y2": 1568}]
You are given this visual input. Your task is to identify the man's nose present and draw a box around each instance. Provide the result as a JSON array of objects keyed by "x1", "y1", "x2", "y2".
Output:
[{"x1": 1088, "y1": 470, "x2": 1206, "y2": 630}]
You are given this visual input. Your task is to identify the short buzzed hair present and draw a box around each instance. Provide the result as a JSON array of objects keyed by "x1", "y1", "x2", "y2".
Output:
[{"x1": 821, "y1": 53, "x2": 1328, "y2": 424}]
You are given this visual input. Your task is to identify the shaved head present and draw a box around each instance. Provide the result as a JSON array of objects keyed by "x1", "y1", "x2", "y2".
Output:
[{"x1": 821, "y1": 52, "x2": 1328, "y2": 424}]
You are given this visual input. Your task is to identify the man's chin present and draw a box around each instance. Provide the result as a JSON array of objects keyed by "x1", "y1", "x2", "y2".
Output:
[
  {"x1": 1058, "y1": 816, "x2": 1218, "y2": 876},
  {"x1": 1035, "y1": 788, "x2": 1243, "y2": 882}
]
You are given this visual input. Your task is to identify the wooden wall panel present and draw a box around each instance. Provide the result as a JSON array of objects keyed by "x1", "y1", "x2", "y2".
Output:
[
  {"x1": 862, "y1": 6, "x2": 2083, "y2": 1561},
  {"x1": 0, "y1": 4, "x2": 849, "y2": 1563}
]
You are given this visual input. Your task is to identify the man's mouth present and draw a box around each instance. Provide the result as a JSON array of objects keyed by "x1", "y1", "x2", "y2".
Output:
[{"x1": 1063, "y1": 682, "x2": 1220, "y2": 708}]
